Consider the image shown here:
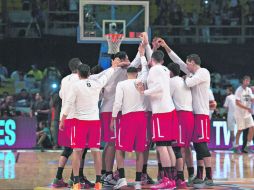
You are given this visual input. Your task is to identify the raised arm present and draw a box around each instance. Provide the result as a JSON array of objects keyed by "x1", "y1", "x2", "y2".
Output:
[{"x1": 157, "y1": 38, "x2": 190, "y2": 75}]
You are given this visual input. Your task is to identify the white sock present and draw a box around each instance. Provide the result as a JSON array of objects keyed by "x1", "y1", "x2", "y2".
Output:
[
  {"x1": 233, "y1": 144, "x2": 239, "y2": 148},
  {"x1": 247, "y1": 141, "x2": 251, "y2": 147}
]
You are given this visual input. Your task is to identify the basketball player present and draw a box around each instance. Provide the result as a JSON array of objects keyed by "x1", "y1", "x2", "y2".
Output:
[
  {"x1": 59, "y1": 60, "x2": 119, "y2": 190},
  {"x1": 232, "y1": 75, "x2": 254, "y2": 153},
  {"x1": 223, "y1": 86, "x2": 236, "y2": 149},
  {"x1": 137, "y1": 50, "x2": 178, "y2": 189},
  {"x1": 52, "y1": 58, "x2": 93, "y2": 188},
  {"x1": 167, "y1": 62, "x2": 193, "y2": 188},
  {"x1": 158, "y1": 38, "x2": 214, "y2": 188},
  {"x1": 101, "y1": 51, "x2": 141, "y2": 187}
]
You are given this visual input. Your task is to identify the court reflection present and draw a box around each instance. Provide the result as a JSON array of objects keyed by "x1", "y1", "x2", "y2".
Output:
[{"x1": 0, "y1": 151, "x2": 15, "y2": 179}]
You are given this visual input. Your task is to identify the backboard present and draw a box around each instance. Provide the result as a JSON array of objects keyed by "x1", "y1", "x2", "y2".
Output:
[{"x1": 78, "y1": 0, "x2": 149, "y2": 44}]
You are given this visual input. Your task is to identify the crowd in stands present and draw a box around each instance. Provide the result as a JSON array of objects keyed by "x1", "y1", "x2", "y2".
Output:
[{"x1": 0, "y1": 62, "x2": 62, "y2": 149}]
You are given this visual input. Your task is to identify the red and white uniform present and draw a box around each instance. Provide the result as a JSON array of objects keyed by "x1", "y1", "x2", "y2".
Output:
[
  {"x1": 100, "y1": 54, "x2": 141, "y2": 142},
  {"x1": 58, "y1": 73, "x2": 79, "y2": 147},
  {"x1": 170, "y1": 76, "x2": 194, "y2": 147},
  {"x1": 63, "y1": 68, "x2": 115, "y2": 148},
  {"x1": 168, "y1": 50, "x2": 211, "y2": 143},
  {"x1": 144, "y1": 64, "x2": 178, "y2": 142},
  {"x1": 112, "y1": 78, "x2": 147, "y2": 152}
]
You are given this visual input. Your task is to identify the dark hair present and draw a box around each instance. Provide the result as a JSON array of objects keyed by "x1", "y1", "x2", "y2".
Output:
[
  {"x1": 78, "y1": 64, "x2": 90, "y2": 78},
  {"x1": 68, "y1": 58, "x2": 82, "y2": 72},
  {"x1": 186, "y1": 54, "x2": 201, "y2": 65},
  {"x1": 151, "y1": 50, "x2": 164, "y2": 63},
  {"x1": 242, "y1": 75, "x2": 251, "y2": 81},
  {"x1": 127, "y1": 67, "x2": 138, "y2": 73},
  {"x1": 227, "y1": 85, "x2": 234, "y2": 93},
  {"x1": 114, "y1": 51, "x2": 127, "y2": 60},
  {"x1": 167, "y1": 62, "x2": 180, "y2": 76}
]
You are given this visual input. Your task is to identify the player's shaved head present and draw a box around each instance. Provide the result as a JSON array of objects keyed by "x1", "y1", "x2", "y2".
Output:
[
  {"x1": 114, "y1": 51, "x2": 127, "y2": 60},
  {"x1": 127, "y1": 67, "x2": 138, "y2": 73}
]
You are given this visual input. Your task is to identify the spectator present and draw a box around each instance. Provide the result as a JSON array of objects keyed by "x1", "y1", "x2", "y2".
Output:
[
  {"x1": 36, "y1": 121, "x2": 52, "y2": 149},
  {"x1": 0, "y1": 63, "x2": 8, "y2": 78},
  {"x1": 15, "y1": 88, "x2": 31, "y2": 107},
  {"x1": 11, "y1": 70, "x2": 24, "y2": 82},
  {"x1": 0, "y1": 95, "x2": 15, "y2": 117},
  {"x1": 30, "y1": 92, "x2": 50, "y2": 123},
  {"x1": 28, "y1": 64, "x2": 43, "y2": 81}
]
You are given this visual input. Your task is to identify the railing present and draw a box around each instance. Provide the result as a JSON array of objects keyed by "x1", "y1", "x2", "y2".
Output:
[{"x1": 151, "y1": 25, "x2": 254, "y2": 44}]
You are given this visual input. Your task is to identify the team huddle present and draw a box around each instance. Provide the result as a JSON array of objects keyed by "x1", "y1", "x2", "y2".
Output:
[{"x1": 53, "y1": 33, "x2": 215, "y2": 190}]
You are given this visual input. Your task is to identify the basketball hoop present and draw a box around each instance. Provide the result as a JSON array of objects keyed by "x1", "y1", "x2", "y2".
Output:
[{"x1": 105, "y1": 33, "x2": 124, "y2": 55}]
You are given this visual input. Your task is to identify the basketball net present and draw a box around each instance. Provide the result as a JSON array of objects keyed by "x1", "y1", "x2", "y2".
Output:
[{"x1": 105, "y1": 33, "x2": 124, "y2": 55}]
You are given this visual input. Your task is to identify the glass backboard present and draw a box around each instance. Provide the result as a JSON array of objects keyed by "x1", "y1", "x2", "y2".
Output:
[{"x1": 78, "y1": 0, "x2": 149, "y2": 43}]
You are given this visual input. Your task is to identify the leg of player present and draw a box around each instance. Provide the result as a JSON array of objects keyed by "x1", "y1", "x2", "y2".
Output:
[
  {"x1": 233, "y1": 130, "x2": 242, "y2": 153},
  {"x1": 72, "y1": 149, "x2": 84, "y2": 190},
  {"x1": 151, "y1": 144, "x2": 176, "y2": 190},
  {"x1": 91, "y1": 148, "x2": 102, "y2": 189},
  {"x1": 156, "y1": 151, "x2": 164, "y2": 181},
  {"x1": 114, "y1": 150, "x2": 127, "y2": 189},
  {"x1": 173, "y1": 146, "x2": 187, "y2": 188},
  {"x1": 52, "y1": 147, "x2": 73, "y2": 188},
  {"x1": 185, "y1": 146, "x2": 195, "y2": 186},
  {"x1": 167, "y1": 146, "x2": 177, "y2": 181},
  {"x1": 135, "y1": 152, "x2": 144, "y2": 190},
  {"x1": 78, "y1": 149, "x2": 95, "y2": 188},
  {"x1": 141, "y1": 146, "x2": 155, "y2": 185},
  {"x1": 246, "y1": 126, "x2": 254, "y2": 152}
]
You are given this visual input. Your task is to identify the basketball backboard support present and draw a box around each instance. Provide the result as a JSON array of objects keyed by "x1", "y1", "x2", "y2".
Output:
[{"x1": 78, "y1": 0, "x2": 149, "y2": 44}]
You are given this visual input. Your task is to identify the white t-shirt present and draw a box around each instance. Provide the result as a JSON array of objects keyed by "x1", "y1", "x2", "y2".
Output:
[
  {"x1": 63, "y1": 68, "x2": 115, "y2": 120},
  {"x1": 112, "y1": 79, "x2": 146, "y2": 117},
  {"x1": 59, "y1": 73, "x2": 79, "y2": 119},
  {"x1": 144, "y1": 64, "x2": 175, "y2": 114},
  {"x1": 224, "y1": 94, "x2": 236, "y2": 119},
  {"x1": 185, "y1": 68, "x2": 210, "y2": 115},
  {"x1": 100, "y1": 54, "x2": 141, "y2": 112},
  {"x1": 168, "y1": 51, "x2": 210, "y2": 115},
  {"x1": 234, "y1": 86, "x2": 254, "y2": 119},
  {"x1": 170, "y1": 76, "x2": 192, "y2": 111}
]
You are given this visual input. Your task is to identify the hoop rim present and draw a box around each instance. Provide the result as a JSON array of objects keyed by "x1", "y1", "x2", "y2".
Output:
[{"x1": 105, "y1": 33, "x2": 124, "y2": 43}]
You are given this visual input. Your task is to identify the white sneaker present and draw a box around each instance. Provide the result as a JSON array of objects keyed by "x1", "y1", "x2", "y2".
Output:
[
  {"x1": 101, "y1": 174, "x2": 106, "y2": 183},
  {"x1": 134, "y1": 181, "x2": 141, "y2": 190},
  {"x1": 113, "y1": 178, "x2": 127, "y2": 189},
  {"x1": 104, "y1": 174, "x2": 117, "y2": 187}
]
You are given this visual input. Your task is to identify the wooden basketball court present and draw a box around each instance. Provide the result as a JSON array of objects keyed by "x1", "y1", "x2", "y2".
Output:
[{"x1": 0, "y1": 150, "x2": 254, "y2": 190}]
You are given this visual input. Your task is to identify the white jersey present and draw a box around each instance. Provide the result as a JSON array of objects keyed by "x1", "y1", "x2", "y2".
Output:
[
  {"x1": 224, "y1": 94, "x2": 236, "y2": 119},
  {"x1": 144, "y1": 64, "x2": 175, "y2": 114},
  {"x1": 234, "y1": 86, "x2": 253, "y2": 119},
  {"x1": 63, "y1": 68, "x2": 115, "y2": 120},
  {"x1": 170, "y1": 76, "x2": 192, "y2": 111},
  {"x1": 59, "y1": 73, "x2": 79, "y2": 119},
  {"x1": 112, "y1": 79, "x2": 146, "y2": 117},
  {"x1": 185, "y1": 68, "x2": 210, "y2": 115},
  {"x1": 100, "y1": 53, "x2": 141, "y2": 112},
  {"x1": 168, "y1": 50, "x2": 210, "y2": 115}
]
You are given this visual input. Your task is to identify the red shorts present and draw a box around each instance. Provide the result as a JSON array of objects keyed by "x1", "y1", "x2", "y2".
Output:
[
  {"x1": 192, "y1": 114, "x2": 210, "y2": 143},
  {"x1": 116, "y1": 112, "x2": 147, "y2": 152},
  {"x1": 152, "y1": 110, "x2": 178, "y2": 142},
  {"x1": 58, "y1": 118, "x2": 76, "y2": 147},
  {"x1": 174, "y1": 111, "x2": 194, "y2": 147},
  {"x1": 100, "y1": 112, "x2": 121, "y2": 143},
  {"x1": 70, "y1": 119, "x2": 101, "y2": 149},
  {"x1": 146, "y1": 112, "x2": 153, "y2": 145}
]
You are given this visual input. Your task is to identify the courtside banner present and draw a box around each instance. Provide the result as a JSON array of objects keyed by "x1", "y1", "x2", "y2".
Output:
[{"x1": 0, "y1": 117, "x2": 36, "y2": 149}]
